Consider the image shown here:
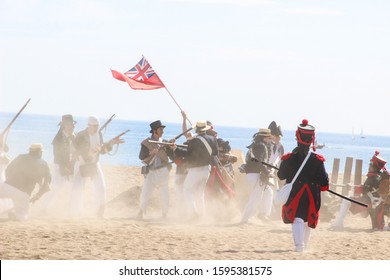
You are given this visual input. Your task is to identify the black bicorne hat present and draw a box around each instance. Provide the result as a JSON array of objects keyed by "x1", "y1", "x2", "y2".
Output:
[{"x1": 268, "y1": 121, "x2": 283, "y2": 136}]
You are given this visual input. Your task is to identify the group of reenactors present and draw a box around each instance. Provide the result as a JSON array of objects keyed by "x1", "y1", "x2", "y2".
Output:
[
  {"x1": 0, "y1": 114, "x2": 124, "y2": 220},
  {"x1": 137, "y1": 111, "x2": 237, "y2": 221},
  {"x1": 1, "y1": 108, "x2": 390, "y2": 244}
]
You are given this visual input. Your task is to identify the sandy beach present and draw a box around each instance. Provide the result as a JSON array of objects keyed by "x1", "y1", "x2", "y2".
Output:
[{"x1": 1, "y1": 161, "x2": 390, "y2": 260}]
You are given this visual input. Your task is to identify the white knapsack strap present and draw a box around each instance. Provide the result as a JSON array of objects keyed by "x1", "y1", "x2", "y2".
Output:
[
  {"x1": 291, "y1": 152, "x2": 311, "y2": 185},
  {"x1": 197, "y1": 136, "x2": 212, "y2": 156}
]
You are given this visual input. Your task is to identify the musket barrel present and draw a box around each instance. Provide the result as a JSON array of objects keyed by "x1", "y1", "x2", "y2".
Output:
[
  {"x1": 174, "y1": 127, "x2": 193, "y2": 140},
  {"x1": 99, "y1": 114, "x2": 116, "y2": 133},
  {"x1": 110, "y1": 129, "x2": 130, "y2": 141},
  {"x1": 148, "y1": 140, "x2": 188, "y2": 148},
  {"x1": 1, "y1": 98, "x2": 31, "y2": 135}
]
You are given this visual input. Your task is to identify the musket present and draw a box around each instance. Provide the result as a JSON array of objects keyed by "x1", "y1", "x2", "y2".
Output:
[
  {"x1": 145, "y1": 127, "x2": 192, "y2": 148},
  {"x1": 174, "y1": 127, "x2": 193, "y2": 140},
  {"x1": 109, "y1": 129, "x2": 130, "y2": 142},
  {"x1": 99, "y1": 114, "x2": 116, "y2": 133},
  {"x1": 148, "y1": 140, "x2": 188, "y2": 148},
  {"x1": 87, "y1": 129, "x2": 130, "y2": 160},
  {"x1": 1, "y1": 98, "x2": 31, "y2": 136},
  {"x1": 261, "y1": 161, "x2": 369, "y2": 208}
]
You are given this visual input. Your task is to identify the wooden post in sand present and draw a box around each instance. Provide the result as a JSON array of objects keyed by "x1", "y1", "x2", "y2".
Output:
[
  {"x1": 342, "y1": 157, "x2": 353, "y2": 196},
  {"x1": 330, "y1": 158, "x2": 340, "y2": 191},
  {"x1": 354, "y1": 159, "x2": 363, "y2": 186}
]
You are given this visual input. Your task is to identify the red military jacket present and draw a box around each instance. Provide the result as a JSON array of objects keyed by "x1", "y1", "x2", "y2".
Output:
[{"x1": 277, "y1": 151, "x2": 329, "y2": 228}]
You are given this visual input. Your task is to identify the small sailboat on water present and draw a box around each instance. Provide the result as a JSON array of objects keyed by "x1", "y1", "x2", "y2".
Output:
[
  {"x1": 360, "y1": 129, "x2": 365, "y2": 139},
  {"x1": 352, "y1": 128, "x2": 366, "y2": 140}
]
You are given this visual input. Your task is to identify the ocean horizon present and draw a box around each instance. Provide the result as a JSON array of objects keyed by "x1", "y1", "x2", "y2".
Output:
[{"x1": 2, "y1": 112, "x2": 390, "y2": 175}]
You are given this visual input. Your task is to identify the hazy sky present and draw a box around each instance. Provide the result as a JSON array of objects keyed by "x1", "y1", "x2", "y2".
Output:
[{"x1": 1, "y1": 0, "x2": 389, "y2": 136}]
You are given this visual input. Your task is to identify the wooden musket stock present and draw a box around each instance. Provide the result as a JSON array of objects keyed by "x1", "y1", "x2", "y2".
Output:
[{"x1": 148, "y1": 140, "x2": 188, "y2": 148}]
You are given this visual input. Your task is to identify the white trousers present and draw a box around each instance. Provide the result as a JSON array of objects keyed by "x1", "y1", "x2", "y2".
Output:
[
  {"x1": 0, "y1": 181, "x2": 29, "y2": 220},
  {"x1": 139, "y1": 167, "x2": 170, "y2": 215},
  {"x1": 182, "y1": 165, "x2": 210, "y2": 217},
  {"x1": 260, "y1": 183, "x2": 274, "y2": 217},
  {"x1": 70, "y1": 163, "x2": 106, "y2": 217},
  {"x1": 0, "y1": 165, "x2": 14, "y2": 214},
  {"x1": 41, "y1": 165, "x2": 74, "y2": 212},
  {"x1": 241, "y1": 173, "x2": 273, "y2": 222},
  {"x1": 174, "y1": 173, "x2": 187, "y2": 217},
  {"x1": 292, "y1": 217, "x2": 312, "y2": 252}
]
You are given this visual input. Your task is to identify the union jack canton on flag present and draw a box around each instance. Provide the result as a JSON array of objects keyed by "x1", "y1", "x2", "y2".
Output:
[{"x1": 111, "y1": 57, "x2": 165, "y2": 90}]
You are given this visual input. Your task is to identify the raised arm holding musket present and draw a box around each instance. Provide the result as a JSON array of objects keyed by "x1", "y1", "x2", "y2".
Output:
[
  {"x1": 0, "y1": 99, "x2": 31, "y2": 215},
  {"x1": 1, "y1": 129, "x2": 11, "y2": 167},
  {"x1": 0, "y1": 138, "x2": 10, "y2": 166},
  {"x1": 0, "y1": 98, "x2": 31, "y2": 167}
]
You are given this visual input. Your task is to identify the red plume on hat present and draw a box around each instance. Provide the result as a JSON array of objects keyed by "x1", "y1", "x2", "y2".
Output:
[{"x1": 296, "y1": 119, "x2": 316, "y2": 150}]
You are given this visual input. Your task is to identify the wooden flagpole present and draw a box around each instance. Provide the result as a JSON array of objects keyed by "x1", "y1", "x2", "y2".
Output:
[
  {"x1": 164, "y1": 86, "x2": 192, "y2": 126},
  {"x1": 143, "y1": 55, "x2": 192, "y2": 125}
]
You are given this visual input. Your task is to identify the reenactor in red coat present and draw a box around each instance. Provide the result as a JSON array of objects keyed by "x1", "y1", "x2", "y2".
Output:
[{"x1": 277, "y1": 119, "x2": 329, "y2": 252}]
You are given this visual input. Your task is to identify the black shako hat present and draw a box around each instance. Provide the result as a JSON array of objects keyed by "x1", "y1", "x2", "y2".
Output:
[
  {"x1": 296, "y1": 119, "x2": 316, "y2": 150},
  {"x1": 149, "y1": 120, "x2": 166, "y2": 133},
  {"x1": 268, "y1": 121, "x2": 283, "y2": 136}
]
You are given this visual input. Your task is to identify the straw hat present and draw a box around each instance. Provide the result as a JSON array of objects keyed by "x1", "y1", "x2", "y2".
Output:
[
  {"x1": 258, "y1": 128, "x2": 271, "y2": 137},
  {"x1": 29, "y1": 143, "x2": 44, "y2": 152},
  {"x1": 192, "y1": 120, "x2": 211, "y2": 132}
]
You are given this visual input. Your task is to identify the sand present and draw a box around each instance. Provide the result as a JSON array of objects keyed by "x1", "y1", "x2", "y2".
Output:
[{"x1": 1, "y1": 161, "x2": 390, "y2": 260}]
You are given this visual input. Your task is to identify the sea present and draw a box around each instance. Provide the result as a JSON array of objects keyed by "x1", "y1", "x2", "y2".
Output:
[{"x1": 1, "y1": 112, "x2": 390, "y2": 176}]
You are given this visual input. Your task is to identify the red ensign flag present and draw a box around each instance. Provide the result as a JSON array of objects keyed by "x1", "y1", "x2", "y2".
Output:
[{"x1": 111, "y1": 57, "x2": 165, "y2": 90}]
